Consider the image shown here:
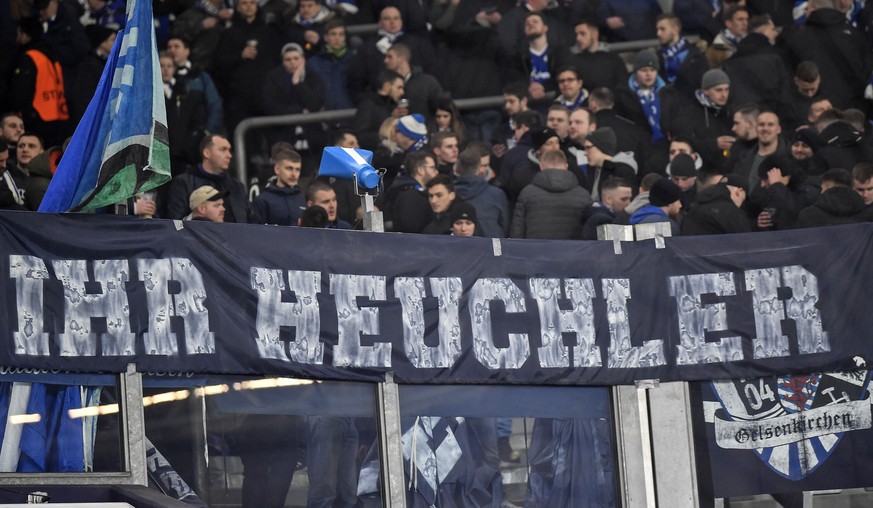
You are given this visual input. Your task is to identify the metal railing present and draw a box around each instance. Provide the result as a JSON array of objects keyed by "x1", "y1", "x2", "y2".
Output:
[{"x1": 232, "y1": 36, "x2": 689, "y2": 184}]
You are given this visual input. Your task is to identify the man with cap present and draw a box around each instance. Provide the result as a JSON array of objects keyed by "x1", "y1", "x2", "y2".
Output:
[
  {"x1": 450, "y1": 201, "x2": 479, "y2": 237},
  {"x1": 681, "y1": 173, "x2": 751, "y2": 235},
  {"x1": 629, "y1": 177, "x2": 683, "y2": 235},
  {"x1": 668, "y1": 152, "x2": 699, "y2": 208},
  {"x1": 583, "y1": 127, "x2": 637, "y2": 201},
  {"x1": 187, "y1": 186, "x2": 228, "y2": 222},
  {"x1": 510, "y1": 148, "x2": 592, "y2": 239},
  {"x1": 655, "y1": 13, "x2": 707, "y2": 98},
  {"x1": 671, "y1": 68, "x2": 734, "y2": 172}
]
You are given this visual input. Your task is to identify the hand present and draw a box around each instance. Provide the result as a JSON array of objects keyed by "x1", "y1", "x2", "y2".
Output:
[
  {"x1": 135, "y1": 199, "x2": 157, "y2": 218},
  {"x1": 528, "y1": 82, "x2": 546, "y2": 101},
  {"x1": 291, "y1": 65, "x2": 305, "y2": 85},
  {"x1": 242, "y1": 45, "x2": 258, "y2": 59},
  {"x1": 757, "y1": 210, "x2": 774, "y2": 229},
  {"x1": 304, "y1": 30, "x2": 320, "y2": 45},
  {"x1": 492, "y1": 143, "x2": 507, "y2": 158},
  {"x1": 767, "y1": 167, "x2": 789, "y2": 186},
  {"x1": 218, "y1": 8, "x2": 234, "y2": 20},
  {"x1": 392, "y1": 105, "x2": 408, "y2": 118},
  {"x1": 476, "y1": 10, "x2": 501, "y2": 24},
  {"x1": 716, "y1": 136, "x2": 736, "y2": 150},
  {"x1": 202, "y1": 16, "x2": 219, "y2": 29},
  {"x1": 606, "y1": 16, "x2": 625, "y2": 30}
]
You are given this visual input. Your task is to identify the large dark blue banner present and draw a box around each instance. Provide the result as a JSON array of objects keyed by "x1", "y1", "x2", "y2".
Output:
[{"x1": 1, "y1": 211, "x2": 870, "y2": 385}]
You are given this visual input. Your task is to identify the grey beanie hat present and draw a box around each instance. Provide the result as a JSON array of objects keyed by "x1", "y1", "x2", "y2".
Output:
[
  {"x1": 701, "y1": 69, "x2": 730, "y2": 90},
  {"x1": 633, "y1": 50, "x2": 660, "y2": 72}
]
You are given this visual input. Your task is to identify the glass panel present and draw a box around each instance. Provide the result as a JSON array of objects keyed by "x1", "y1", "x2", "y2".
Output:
[
  {"x1": 0, "y1": 375, "x2": 122, "y2": 473},
  {"x1": 143, "y1": 376, "x2": 381, "y2": 507},
  {"x1": 398, "y1": 385, "x2": 618, "y2": 508}
]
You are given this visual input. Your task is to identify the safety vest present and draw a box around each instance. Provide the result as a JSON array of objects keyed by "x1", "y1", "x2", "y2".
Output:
[{"x1": 25, "y1": 49, "x2": 69, "y2": 122}]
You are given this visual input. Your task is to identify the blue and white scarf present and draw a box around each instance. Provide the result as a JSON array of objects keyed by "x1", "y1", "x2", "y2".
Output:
[
  {"x1": 660, "y1": 38, "x2": 688, "y2": 84},
  {"x1": 629, "y1": 74, "x2": 666, "y2": 143}
]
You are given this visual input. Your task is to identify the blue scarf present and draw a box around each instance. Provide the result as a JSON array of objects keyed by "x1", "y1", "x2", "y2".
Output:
[
  {"x1": 557, "y1": 89, "x2": 588, "y2": 111},
  {"x1": 628, "y1": 75, "x2": 666, "y2": 143},
  {"x1": 720, "y1": 28, "x2": 742, "y2": 47},
  {"x1": 660, "y1": 38, "x2": 688, "y2": 84}
]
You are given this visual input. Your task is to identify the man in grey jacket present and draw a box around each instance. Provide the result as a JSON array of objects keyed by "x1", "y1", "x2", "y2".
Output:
[{"x1": 510, "y1": 149, "x2": 593, "y2": 239}]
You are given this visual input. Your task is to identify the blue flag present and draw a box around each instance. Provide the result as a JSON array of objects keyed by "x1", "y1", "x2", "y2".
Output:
[{"x1": 39, "y1": 0, "x2": 170, "y2": 213}]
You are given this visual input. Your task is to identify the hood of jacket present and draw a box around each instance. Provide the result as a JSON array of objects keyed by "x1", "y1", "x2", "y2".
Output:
[
  {"x1": 453, "y1": 174, "x2": 489, "y2": 199},
  {"x1": 629, "y1": 204, "x2": 668, "y2": 225},
  {"x1": 693, "y1": 184, "x2": 733, "y2": 206},
  {"x1": 819, "y1": 121, "x2": 863, "y2": 147},
  {"x1": 531, "y1": 169, "x2": 580, "y2": 193},
  {"x1": 815, "y1": 186, "x2": 866, "y2": 216}
]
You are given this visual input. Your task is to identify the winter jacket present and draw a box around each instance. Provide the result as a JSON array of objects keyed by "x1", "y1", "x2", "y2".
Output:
[
  {"x1": 381, "y1": 174, "x2": 431, "y2": 233},
  {"x1": 680, "y1": 184, "x2": 751, "y2": 235},
  {"x1": 251, "y1": 184, "x2": 306, "y2": 225},
  {"x1": 510, "y1": 169, "x2": 592, "y2": 239},
  {"x1": 164, "y1": 165, "x2": 249, "y2": 223},
  {"x1": 629, "y1": 204, "x2": 679, "y2": 235},
  {"x1": 796, "y1": 186, "x2": 873, "y2": 228},
  {"x1": 671, "y1": 91, "x2": 733, "y2": 172},
  {"x1": 453, "y1": 175, "x2": 511, "y2": 238}
]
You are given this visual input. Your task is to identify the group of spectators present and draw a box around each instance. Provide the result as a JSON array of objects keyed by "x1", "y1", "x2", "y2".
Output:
[{"x1": 3, "y1": 0, "x2": 873, "y2": 240}]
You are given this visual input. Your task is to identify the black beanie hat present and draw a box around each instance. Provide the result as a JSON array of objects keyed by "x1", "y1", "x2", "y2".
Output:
[
  {"x1": 531, "y1": 128, "x2": 559, "y2": 152},
  {"x1": 649, "y1": 178, "x2": 683, "y2": 206},
  {"x1": 669, "y1": 153, "x2": 698, "y2": 177}
]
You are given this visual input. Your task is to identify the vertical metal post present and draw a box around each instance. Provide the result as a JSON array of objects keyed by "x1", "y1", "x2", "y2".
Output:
[
  {"x1": 648, "y1": 381, "x2": 700, "y2": 507},
  {"x1": 190, "y1": 393, "x2": 209, "y2": 499},
  {"x1": 362, "y1": 194, "x2": 384, "y2": 233},
  {"x1": 121, "y1": 363, "x2": 147, "y2": 486},
  {"x1": 377, "y1": 373, "x2": 406, "y2": 508}
]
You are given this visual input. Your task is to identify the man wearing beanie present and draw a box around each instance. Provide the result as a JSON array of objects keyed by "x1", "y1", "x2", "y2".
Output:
[
  {"x1": 629, "y1": 177, "x2": 683, "y2": 235},
  {"x1": 626, "y1": 49, "x2": 669, "y2": 145},
  {"x1": 671, "y1": 68, "x2": 733, "y2": 173},
  {"x1": 668, "y1": 152, "x2": 699, "y2": 208},
  {"x1": 583, "y1": 127, "x2": 637, "y2": 201},
  {"x1": 394, "y1": 113, "x2": 428, "y2": 152},
  {"x1": 450, "y1": 201, "x2": 479, "y2": 237},
  {"x1": 655, "y1": 13, "x2": 707, "y2": 97}
]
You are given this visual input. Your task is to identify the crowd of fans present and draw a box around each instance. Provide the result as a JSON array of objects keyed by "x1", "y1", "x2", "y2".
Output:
[{"x1": 3, "y1": 0, "x2": 873, "y2": 239}]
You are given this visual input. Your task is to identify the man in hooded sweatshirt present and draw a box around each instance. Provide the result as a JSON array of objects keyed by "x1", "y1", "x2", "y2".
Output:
[
  {"x1": 510, "y1": 149, "x2": 592, "y2": 239},
  {"x1": 797, "y1": 168, "x2": 872, "y2": 227}
]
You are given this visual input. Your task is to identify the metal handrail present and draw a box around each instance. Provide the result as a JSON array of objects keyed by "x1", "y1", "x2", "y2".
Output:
[{"x1": 232, "y1": 35, "x2": 693, "y2": 183}]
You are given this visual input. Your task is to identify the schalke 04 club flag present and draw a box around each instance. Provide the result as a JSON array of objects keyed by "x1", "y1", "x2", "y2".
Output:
[{"x1": 38, "y1": 0, "x2": 170, "y2": 213}]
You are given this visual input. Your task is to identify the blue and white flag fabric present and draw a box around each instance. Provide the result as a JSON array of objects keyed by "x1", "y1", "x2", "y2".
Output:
[{"x1": 39, "y1": 0, "x2": 170, "y2": 213}]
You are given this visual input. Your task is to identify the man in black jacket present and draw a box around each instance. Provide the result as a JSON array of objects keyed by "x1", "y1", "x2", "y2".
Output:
[
  {"x1": 681, "y1": 174, "x2": 751, "y2": 235},
  {"x1": 164, "y1": 134, "x2": 249, "y2": 222},
  {"x1": 381, "y1": 151, "x2": 437, "y2": 233},
  {"x1": 671, "y1": 69, "x2": 734, "y2": 172},
  {"x1": 797, "y1": 168, "x2": 872, "y2": 227}
]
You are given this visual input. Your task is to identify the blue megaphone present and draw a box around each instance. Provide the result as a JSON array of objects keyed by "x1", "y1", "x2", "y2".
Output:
[{"x1": 318, "y1": 147, "x2": 381, "y2": 189}]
